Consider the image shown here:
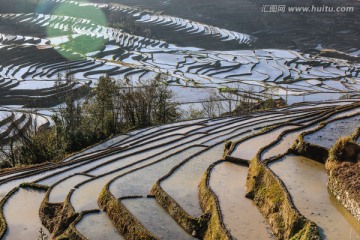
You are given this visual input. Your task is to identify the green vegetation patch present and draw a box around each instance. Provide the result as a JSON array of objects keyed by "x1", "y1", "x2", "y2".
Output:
[{"x1": 290, "y1": 222, "x2": 320, "y2": 240}]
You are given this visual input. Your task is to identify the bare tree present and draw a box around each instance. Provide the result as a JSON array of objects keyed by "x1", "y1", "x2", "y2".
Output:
[
  {"x1": 219, "y1": 87, "x2": 242, "y2": 115},
  {"x1": 118, "y1": 76, "x2": 179, "y2": 128},
  {"x1": 202, "y1": 92, "x2": 222, "y2": 118},
  {"x1": 186, "y1": 104, "x2": 205, "y2": 119},
  {"x1": 0, "y1": 138, "x2": 16, "y2": 167},
  {"x1": 37, "y1": 228, "x2": 48, "y2": 240}
]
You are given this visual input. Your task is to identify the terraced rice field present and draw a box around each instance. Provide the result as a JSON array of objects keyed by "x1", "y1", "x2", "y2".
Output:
[
  {"x1": 270, "y1": 155, "x2": 360, "y2": 239},
  {"x1": 0, "y1": 101, "x2": 358, "y2": 239},
  {"x1": 209, "y1": 161, "x2": 273, "y2": 239},
  {"x1": 3, "y1": 188, "x2": 50, "y2": 239},
  {"x1": 0, "y1": 109, "x2": 50, "y2": 144},
  {"x1": 304, "y1": 114, "x2": 360, "y2": 149},
  {"x1": 75, "y1": 211, "x2": 123, "y2": 240},
  {"x1": 0, "y1": 0, "x2": 360, "y2": 239},
  {"x1": 121, "y1": 197, "x2": 196, "y2": 240},
  {"x1": 0, "y1": 0, "x2": 360, "y2": 142}
]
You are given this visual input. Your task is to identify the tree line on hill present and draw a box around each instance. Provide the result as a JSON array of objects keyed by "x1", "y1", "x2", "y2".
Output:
[
  {"x1": 0, "y1": 74, "x2": 178, "y2": 167},
  {"x1": 0, "y1": 73, "x2": 284, "y2": 168}
]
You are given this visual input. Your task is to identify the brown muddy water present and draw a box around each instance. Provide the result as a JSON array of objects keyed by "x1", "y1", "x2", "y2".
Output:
[
  {"x1": 209, "y1": 162, "x2": 273, "y2": 239},
  {"x1": 270, "y1": 155, "x2": 360, "y2": 239}
]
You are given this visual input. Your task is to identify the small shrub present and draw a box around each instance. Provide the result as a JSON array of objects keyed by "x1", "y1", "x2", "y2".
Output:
[
  {"x1": 259, "y1": 126, "x2": 272, "y2": 133},
  {"x1": 224, "y1": 140, "x2": 232, "y2": 150},
  {"x1": 223, "y1": 140, "x2": 232, "y2": 156},
  {"x1": 0, "y1": 160, "x2": 12, "y2": 169},
  {"x1": 37, "y1": 227, "x2": 48, "y2": 240},
  {"x1": 329, "y1": 137, "x2": 360, "y2": 163}
]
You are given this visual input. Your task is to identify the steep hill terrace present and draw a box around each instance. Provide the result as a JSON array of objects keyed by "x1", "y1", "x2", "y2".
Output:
[{"x1": 0, "y1": 101, "x2": 357, "y2": 239}]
